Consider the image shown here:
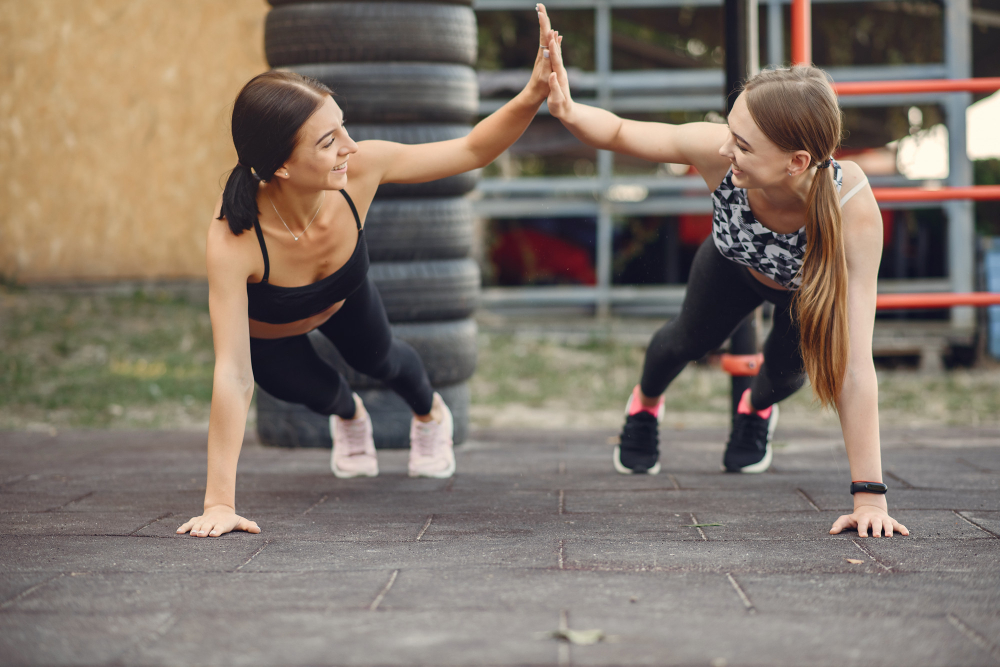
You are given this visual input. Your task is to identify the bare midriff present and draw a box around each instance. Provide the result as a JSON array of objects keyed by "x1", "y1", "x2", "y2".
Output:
[
  {"x1": 747, "y1": 267, "x2": 790, "y2": 292},
  {"x1": 248, "y1": 299, "x2": 346, "y2": 339}
]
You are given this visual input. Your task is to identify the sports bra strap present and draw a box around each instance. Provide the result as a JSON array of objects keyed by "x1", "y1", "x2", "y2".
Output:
[
  {"x1": 252, "y1": 218, "x2": 270, "y2": 283},
  {"x1": 839, "y1": 180, "x2": 868, "y2": 207},
  {"x1": 340, "y1": 189, "x2": 362, "y2": 230}
]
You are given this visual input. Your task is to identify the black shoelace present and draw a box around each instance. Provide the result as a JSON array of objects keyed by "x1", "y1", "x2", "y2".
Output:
[
  {"x1": 728, "y1": 412, "x2": 769, "y2": 452},
  {"x1": 621, "y1": 413, "x2": 659, "y2": 451}
]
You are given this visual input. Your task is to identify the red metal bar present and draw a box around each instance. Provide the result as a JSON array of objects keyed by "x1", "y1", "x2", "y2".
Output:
[
  {"x1": 790, "y1": 0, "x2": 811, "y2": 65},
  {"x1": 870, "y1": 186, "x2": 1000, "y2": 202},
  {"x1": 876, "y1": 293, "x2": 1000, "y2": 310},
  {"x1": 721, "y1": 353, "x2": 765, "y2": 376},
  {"x1": 834, "y1": 78, "x2": 1000, "y2": 96}
]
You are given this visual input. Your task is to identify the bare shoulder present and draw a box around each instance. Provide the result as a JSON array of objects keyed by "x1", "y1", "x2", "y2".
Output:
[
  {"x1": 838, "y1": 160, "x2": 869, "y2": 194},
  {"x1": 207, "y1": 201, "x2": 258, "y2": 283},
  {"x1": 837, "y1": 161, "x2": 883, "y2": 266}
]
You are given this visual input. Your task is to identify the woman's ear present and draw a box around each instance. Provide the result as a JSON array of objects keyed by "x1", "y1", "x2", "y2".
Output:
[{"x1": 787, "y1": 150, "x2": 813, "y2": 177}]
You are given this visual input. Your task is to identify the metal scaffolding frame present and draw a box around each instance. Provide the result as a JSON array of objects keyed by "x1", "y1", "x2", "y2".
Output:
[{"x1": 472, "y1": 0, "x2": 975, "y2": 326}]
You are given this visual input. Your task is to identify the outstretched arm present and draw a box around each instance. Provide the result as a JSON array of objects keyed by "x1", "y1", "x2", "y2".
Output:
[
  {"x1": 177, "y1": 203, "x2": 261, "y2": 538},
  {"x1": 829, "y1": 165, "x2": 909, "y2": 538},
  {"x1": 362, "y1": 4, "x2": 555, "y2": 185},
  {"x1": 544, "y1": 27, "x2": 730, "y2": 181}
]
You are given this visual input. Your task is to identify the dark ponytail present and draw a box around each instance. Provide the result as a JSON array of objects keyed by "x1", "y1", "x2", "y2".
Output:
[{"x1": 218, "y1": 71, "x2": 334, "y2": 235}]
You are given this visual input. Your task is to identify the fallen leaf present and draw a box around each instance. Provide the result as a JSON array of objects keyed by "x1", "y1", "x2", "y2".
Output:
[
  {"x1": 685, "y1": 523, "x2": 723, "y2": 528},
  {"x1": 552, "y1": 629, "x2": 605, "y2": 645},
  {"x1": 845, "y1": 558, "x2": 864, "y2": 564}
]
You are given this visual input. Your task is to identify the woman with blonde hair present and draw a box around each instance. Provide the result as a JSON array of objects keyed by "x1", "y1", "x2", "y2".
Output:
[{"x1": 542, "y1": 30, "x2": 908, "y2": 537}]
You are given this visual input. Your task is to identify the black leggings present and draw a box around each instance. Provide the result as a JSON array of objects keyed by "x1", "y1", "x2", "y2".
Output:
[
  {"x1": 640, "y1": 237, "x2": 806, "y2": 410},
  {"x1": 250, "y1": 275, "x2": 434, "y2": 419}
]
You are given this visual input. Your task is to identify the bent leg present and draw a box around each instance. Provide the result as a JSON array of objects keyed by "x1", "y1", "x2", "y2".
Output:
[
  {"x1": 249, "y1": 335, "x2": 356, "y2": 418},
  {"x1": 640, "y1": 238, "x2": 764, "y2": 397},
  {"x1": 319, "y1": 276, "x2": 434, "y2": 416},
  {"x1": 750, "y1": 301, "x2": 806, "y2": 409}
]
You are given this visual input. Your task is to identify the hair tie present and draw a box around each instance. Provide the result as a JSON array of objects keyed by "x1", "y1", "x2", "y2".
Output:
[
  {"x1": 237, "y1": 161, "x2": 262, "y2": 182},
  {"x1": 816, "y1": 158, "x2": 832, "y2": 169}
]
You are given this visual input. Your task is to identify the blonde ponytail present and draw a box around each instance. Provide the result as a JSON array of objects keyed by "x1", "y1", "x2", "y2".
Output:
[{"x1": 743, "y1": 67, "x2": 849, "y2": 407}]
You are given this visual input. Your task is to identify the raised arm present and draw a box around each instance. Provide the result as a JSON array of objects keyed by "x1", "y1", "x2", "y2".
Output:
[
  {"x1": 544, "y1": 24, "x2": 730, "y2": 182},
  {"x1": 177, "y1": 204, "x2": 261, "y2": 538},
  {"x1": 360, "y1": 4, "x2": 554, "y2": 186},
  {"x1": 829, "y1": 163, "x2": 908, "y2": 538}
]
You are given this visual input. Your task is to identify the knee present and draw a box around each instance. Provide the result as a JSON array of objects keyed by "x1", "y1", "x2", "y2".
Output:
[{"x1": 646, "y1": 327, "x2": 713, "y2": 366}]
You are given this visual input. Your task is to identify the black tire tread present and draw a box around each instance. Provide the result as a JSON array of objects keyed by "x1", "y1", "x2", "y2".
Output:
[
  {"x1": 365, "y1": 198, "x2": 474, "y2": 261},
  {"x1": 287, "y1": 64, "x2": 477, "y2": 125},
  {"x1": 370, "y1": 258, "x2": 480, "y2": 323}
]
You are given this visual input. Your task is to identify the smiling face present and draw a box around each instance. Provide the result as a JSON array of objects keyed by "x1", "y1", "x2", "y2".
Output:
[
  {"x1": 718, "y1": 93, "x2": 813, "y2": 189},
  {"x1": 280, "y1": 95, "x2": 357, "y2": 191}
]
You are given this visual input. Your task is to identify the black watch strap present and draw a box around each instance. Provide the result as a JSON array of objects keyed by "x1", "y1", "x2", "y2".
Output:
[{"x1": 850, "y1": 481, "x2": 888, "y2": 495}]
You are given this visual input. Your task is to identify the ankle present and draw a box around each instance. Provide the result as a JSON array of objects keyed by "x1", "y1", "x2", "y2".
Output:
[
  {"x1": 629, "y1": 385, "x2": 663, "y2": 417},
  {"x1": 737, "y1": 388, "x2": 772, "y2": 419}
]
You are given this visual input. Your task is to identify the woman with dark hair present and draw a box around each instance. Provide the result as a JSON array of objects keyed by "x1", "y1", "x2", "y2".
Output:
[
  {"x1": 541, "y1": 30, "x2": 908, "y2": 537},
  {"x1": 178, "y1": 7, "x2": 557, "y2": 539}
]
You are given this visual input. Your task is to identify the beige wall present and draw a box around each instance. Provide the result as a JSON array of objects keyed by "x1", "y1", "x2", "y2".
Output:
[{"x1": 0, "y1": 0, "x2": 269, "y2": 282}]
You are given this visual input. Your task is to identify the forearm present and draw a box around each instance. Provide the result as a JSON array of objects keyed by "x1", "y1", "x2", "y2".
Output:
[
  {"x1": 558, "y1": 102, "x2": 626, "y2": 152},
  {"x1": 465, "y1": 86, "x2": 548, "y2": 168},
  {"x1": 836, "y1": 360, "x2": 886, "y2": 509},
  {"x1": 204, "y1": 373, "x2": 254, "y2": 510}
]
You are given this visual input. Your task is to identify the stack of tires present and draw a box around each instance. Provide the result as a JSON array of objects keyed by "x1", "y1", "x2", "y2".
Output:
[{"x1": 255, "y1": 0, "x2": 481, "y2": 448}]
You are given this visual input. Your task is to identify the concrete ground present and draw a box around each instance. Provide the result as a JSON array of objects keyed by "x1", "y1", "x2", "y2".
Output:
[{"x1": 1, "y1": 427, "x2": 998, "y2": 667}]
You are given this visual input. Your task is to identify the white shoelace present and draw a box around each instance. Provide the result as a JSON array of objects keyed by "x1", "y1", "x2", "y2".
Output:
[
  {"x1": 339, "y1": 417, "x2": 369, "y2": 456},
  {"x1": 411, "y1": 420, "x2": 439, "y2": 458}
]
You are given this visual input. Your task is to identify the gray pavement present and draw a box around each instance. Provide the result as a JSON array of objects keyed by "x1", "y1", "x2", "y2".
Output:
[{"x1": 1, "y1": 426, "x2": 998, "y2": 666}]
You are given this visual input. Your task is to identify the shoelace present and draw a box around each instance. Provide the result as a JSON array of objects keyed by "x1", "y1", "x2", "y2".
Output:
[
  {"x1": 621, "y1": 414, "x2": 659, "y2": 451},
  {"x1": 729, "y1": 412, "x2": 769, "y2": 452},
  {"x1": 411, "y1": 420, "x2": 439, "y2": 458},
  {"x1": 339, "y1": 416, "x2": 369, "y2": 456}
]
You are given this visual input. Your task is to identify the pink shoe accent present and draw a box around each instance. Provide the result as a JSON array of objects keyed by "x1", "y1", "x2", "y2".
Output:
[
  {"x1": 737, "y1": 388, "x2": 772, "y2": 419},
  {"x1": 627, "y1": 385, "x2": 664, "y2": 418}
]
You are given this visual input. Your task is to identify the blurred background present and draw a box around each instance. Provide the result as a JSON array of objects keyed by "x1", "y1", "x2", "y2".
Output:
[{"x1": 2, "y1": 0, "x2": 999, "y2": 437}]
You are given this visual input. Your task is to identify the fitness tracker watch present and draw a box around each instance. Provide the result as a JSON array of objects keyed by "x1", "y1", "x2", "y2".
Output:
[{"x1": 850, "y1": 481, "x2": 888, "y2": 495}]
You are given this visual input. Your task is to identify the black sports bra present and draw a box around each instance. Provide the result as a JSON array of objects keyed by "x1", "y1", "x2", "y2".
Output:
[{"x1": 246, "y1": 189, "x2": 369, "y2": 325}]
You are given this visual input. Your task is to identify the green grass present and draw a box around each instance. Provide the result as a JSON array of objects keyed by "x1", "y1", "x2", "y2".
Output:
[
  {"x1": 2, "y1": 287, "x2": 999, "y2": 431},
  {"x1": 0, "y1": 288, "x2": 215, "y2": 429}
]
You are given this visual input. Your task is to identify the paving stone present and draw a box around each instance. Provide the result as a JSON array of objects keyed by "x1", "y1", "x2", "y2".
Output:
[
  {"x1": 0, "y1": 611, "x2": 173, "y2": 666},
  {"x1": 566, "y1": 610, "x2": 994, "y2": 667},
  {"x1": 0, "y1": 535, "x2": 262, "y2": 573},
  {"x1": 381, "y1": 567, "x2": 741, "y2": 616},
  {"x1": 797, "y1": 485, "x2": 1000, "y2": 512},
  {"x1": 737, "y1": 572, "x2": 1000, "y2": 617},
  {"x1": 851, "y1": 537, "x2": 1000, "y2": 574},
  {"x1": 0, "y1": 572, "x2": 57, "y2": 606},
  {"x1": 239, "y1": 536, "x2": 558, "y2": 573},
  {"x1": 0, "y1": 511, "x2": 167, "y2": 537},
  {"x1": 566, "y1": 488, "x2": 814, "y2": 514},
  {"x1": 677, "y1": 509, "x2": 993, "y2": 541},
  {"x1": 4, "y1": 570, "x2": 390, "y2": 614},
  {"x1": 562, "y1": 537, "x2": 894, "y2": 575},
  {"x1": 958, "y1": 510, "x2": 1000, "y2": 537},
  {"x1": 128, "y1": 610, "x2": 558, "y2": 666}
]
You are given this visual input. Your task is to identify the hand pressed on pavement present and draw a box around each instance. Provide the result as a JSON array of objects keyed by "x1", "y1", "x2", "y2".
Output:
[
  {"x1": 177, "y1": 505, "x2": 260, "y2": 538},
  {"x1": 830, "y1": 504, "x2": 909, "y2": 537}
]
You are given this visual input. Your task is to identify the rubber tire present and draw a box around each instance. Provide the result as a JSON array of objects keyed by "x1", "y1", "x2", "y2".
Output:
[
  {"x1": 270, "y1": 0, "x2": 472, "y2": 6},
  {"x1": 265, "y1": 3, "x2": 477, "y2": 68},
  {"x1": 307, "y1": 318, "x2": 477, "y2": 390},
  {"x1": 370, "y1": 258, "x2": 480, "y2": 323},
  {"x1": 349, "y1": 124, "x2": 480, "y2": 198},
  {"x1": 364, "y1": 198, "x2": 474, "y2": 261},
  {"x1": 255, "y1": 381, "x2": 470, "y2": 450},
  {"x1": 287, "y1": 64, "x2": 478, "y2": 125}
]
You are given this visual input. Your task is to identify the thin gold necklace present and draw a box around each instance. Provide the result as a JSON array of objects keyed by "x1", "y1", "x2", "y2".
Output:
[{"x1": 267, "y1": 191, "x2": 325, "y2": 241}]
